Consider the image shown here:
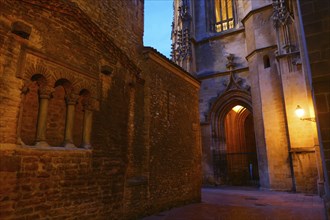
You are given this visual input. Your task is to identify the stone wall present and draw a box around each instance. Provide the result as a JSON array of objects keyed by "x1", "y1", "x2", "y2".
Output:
[
  {"x1": 0, "y1": 1, "x2": 201, "y2": 219},
  {"x1": 195, "y1": 31, "x2": 248, "y2": 76},
  {"x1": 181, "y1": 0, "x2": 321, "y2": 193},
  {"x1": 244, "y1": 3, "x2": 320, "y2": 193}
]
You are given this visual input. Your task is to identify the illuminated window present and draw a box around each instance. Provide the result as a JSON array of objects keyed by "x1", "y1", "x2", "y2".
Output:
[{"x1": 214, "y1": 0, "x2": 234, "y2": 32}]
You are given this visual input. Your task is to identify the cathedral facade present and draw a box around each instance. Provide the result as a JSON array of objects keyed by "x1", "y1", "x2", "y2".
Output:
[{"x1": 172, "y1": 0, "x2": 329, "y2": 201}]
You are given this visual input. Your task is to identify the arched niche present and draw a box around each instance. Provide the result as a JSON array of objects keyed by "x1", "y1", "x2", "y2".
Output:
[
  {"x1": 20, "y1": 74, "x2": 47, "y2": 145},
  {"x1": 73, "y1": 89, "x2": 91, "y2": 147},
  {"x1": 47, "y1": 78, "x2": 72, "y2": 146}
]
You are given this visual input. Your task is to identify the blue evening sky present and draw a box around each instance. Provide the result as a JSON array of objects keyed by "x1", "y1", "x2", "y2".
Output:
[{"x1": 144, "y1": 0, "x2": 173, "y2": 58}]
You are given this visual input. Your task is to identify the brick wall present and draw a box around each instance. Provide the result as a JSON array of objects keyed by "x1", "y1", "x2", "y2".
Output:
[
  {"x1": 142, "y1": 49, "x2": 202, "y2": 214},
  {"x1": 299, "y1": 0, "x2": 330, "y2": 213},
  {"x1": 47, "y1": 86, "x2": 66, "y2": 146},
  {"x1": 73, "y1": 98, "x2": 84, "y2": 147},
  {"x1": 21, "y1": 82, "x2": 39, "y2": 146},
  {"x1": 72, "y1": 0, "x2": 144, "y2": 60},
  {"x1": 0, "y1": 1, "x2": 201, "y2": 219},
  {"x1": 0, "y1": 148, "x2": 126, "y2": 219}
]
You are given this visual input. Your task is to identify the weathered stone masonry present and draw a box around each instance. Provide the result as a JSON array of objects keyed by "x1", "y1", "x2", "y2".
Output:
[
  {"x1": 0, "y1": 0, "x2": 201, "y2": 219},
  {"x1": 172, "y1": 0, "x2": 323, "y2": 195}
]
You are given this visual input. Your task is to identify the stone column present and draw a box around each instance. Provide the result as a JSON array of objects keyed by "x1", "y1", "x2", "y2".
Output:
[
  {"x1": 35, "y1": 86, "x2": 52, "y2": 147},
  {"x1": 16, "y1": 85, "x2": 29, "y2": 145},
  {"x1": 82, "y1": 100, "x2": 93, "y2": 149},
  {"x1": 64, "y1": 93, "x2": 77, "y2": 148}
]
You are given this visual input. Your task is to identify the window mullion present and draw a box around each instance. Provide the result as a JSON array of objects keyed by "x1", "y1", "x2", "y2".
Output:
[
  {"x1": 225, "y1": 0, "x2": 229, "y2": 30},
  {"x1": 219, "y1": 0, "x2": 223, "y2": 31},
  {"x1": 231, "y1": 1, "x2": 234, "y2": 19}
]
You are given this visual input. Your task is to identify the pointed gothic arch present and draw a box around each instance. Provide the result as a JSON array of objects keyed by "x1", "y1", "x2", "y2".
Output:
[
  {"x1": 208, "y1": 89, "x2": 259, "y2": 185},
  {"x1": 209, "y1": 89, "x2": 252, "y2": 143}
]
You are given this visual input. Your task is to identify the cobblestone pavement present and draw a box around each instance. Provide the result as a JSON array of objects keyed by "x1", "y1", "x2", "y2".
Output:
[{"x1": 143, "y1": 187, "x2": 325, "y2": 220}]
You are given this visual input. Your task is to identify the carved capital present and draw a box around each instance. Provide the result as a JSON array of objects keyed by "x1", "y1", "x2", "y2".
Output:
[
  {"x1": 38, "y1": 86, "x2": 53, "y2": 99},
  {"x1": 65, "y1": 93, "x2": 79, "y2": 105},
  {"x1": 136, "y1": 77, "x2": 145, "y2": 85},
  {"x1": 21, "y1": 85, "x2": 30, "y2": 95},
  {"x1": 82, "y1": 99, "x2": 97, "y2": 111}
]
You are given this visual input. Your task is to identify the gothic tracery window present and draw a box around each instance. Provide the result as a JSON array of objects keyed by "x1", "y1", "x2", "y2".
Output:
[{"x1": 215, "y1": 0, "x2": 234, "y2": 32}]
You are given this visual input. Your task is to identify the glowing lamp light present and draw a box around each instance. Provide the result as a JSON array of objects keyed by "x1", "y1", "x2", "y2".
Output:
[
  {"x1": 295, "y1": 105, "x2": 315, "y2": 122},
  {"x1": 295, "y1": 105, "x2": 305, "y2": 118}
]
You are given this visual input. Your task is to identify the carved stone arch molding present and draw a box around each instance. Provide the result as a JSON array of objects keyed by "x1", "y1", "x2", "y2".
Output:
[
  {"x1": 52, "y1": 70, "x2": 77, "y2": 89},
  {"x1": 19, "y1": 61, "x2": 53, "y2": 146},
  {"x1": 75, "y1": 81, "x2": 100, "y2": 111},
  {"x1": 208, "y1": 89, "x2": 252, "y2": 152},
  {"x1": 22, "y1": 53, "x2": 100, "y2": 98},
  {"x1": 75, "y1": 81, "x2": 99, "y2": 100},
  {"x1": 23, "y1": 61, "x2": 53, "y2": 88},
  {"x1": 18, "y1": 52, "x2": 100, "y2": 147},
  {"x1": 18, "y1": 0, "x2": 142, "y2": 80}
]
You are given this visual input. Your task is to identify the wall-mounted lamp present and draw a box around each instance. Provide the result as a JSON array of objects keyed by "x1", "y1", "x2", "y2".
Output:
[{"x1": 295, "y1": 105, "x2": 316, "y2": 122}]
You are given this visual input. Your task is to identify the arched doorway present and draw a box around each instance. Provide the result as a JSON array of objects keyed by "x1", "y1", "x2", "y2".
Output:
[
  {"x1": 224, "y1": 105, "x2": 259, "y2": 185},
  {"x1": 209, "y1": 89, "x2": 259, "y2": 186}
]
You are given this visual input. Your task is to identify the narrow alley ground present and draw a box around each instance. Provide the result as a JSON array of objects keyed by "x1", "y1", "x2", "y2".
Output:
[{"x1": 143, "y1": 187, "x2": 325, "y2": 220}]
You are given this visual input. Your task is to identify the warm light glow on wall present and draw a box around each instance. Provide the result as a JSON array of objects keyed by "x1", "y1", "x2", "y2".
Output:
[
  {"x1": 232, "y1": 105, "x2": 244, "y2": 112},
  {"x1": 295, "y1": 105, "x2": 315, "y2": 122},
  {"x1": 295, "y1": 105, "x2": 305, "y2": 118}
]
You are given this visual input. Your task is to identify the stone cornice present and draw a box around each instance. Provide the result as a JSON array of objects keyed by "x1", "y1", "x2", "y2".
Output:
[
  {"x1": 241, "y1": 4, "x2": 273, "y2": 25},
  {"x1": 197, "y1": 67, "x2": 249, "y2": 80},
  {"x1": 143, "y1": 47, "x2": 200, "y2": 89},
  {"x1": 18, "y1": 0, "x2": 141, "y2": 79},
  {"x1": 290, "y1": 147, "x2": 315, "y2": 153},
  {"x1": 245, "y1": 45, "x2": 278, "y2": 61},
  {"x1": 191, "y1": 28, "x2": 245, "y2": 45}
]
